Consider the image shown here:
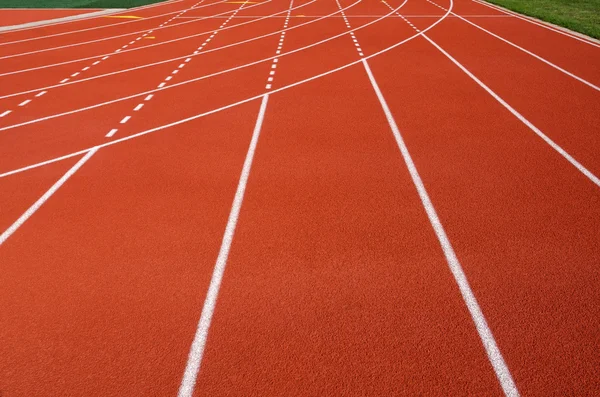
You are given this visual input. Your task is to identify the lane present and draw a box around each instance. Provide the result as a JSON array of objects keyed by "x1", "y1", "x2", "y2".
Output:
[
  {"x1": 0, "y1": 3, "x2": 289, "y2": 396},
  {"x1": 0, "y1": 0, "x2": 363, "y2": 173},
  {"x1": 0, "y1": 101, "x2": 267, "y2": 396},
  {"x1": 367, "y1": 0, "x2": 600, "y2": 394},
  {"x1": 0, "y1": 0, "x2": 321, "y2": 101},
  {"x1": 431, "y1": 0, "x2": 600, "y2": 88},
  {"x1": 0, "y1": 0, "x2": 189, "y2": 43},
  {"x1": 0, "y1": 1, "x2": 242, "y2": 77},
  {"x1": 406, "y1": 3, "x2": 600, "y2": 180},
  {"x1": 192, "y1": 1, "x2": 505, "y2": 395}
]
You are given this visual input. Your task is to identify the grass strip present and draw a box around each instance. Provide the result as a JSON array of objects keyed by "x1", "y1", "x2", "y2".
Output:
[{"x1": 484, "y1": 0, "x2": 600, "y2": 39}]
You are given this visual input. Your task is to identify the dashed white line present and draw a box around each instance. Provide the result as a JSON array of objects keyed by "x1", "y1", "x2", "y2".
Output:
[
  {"x1": 106, "y1": 128, "x2": 118, "y2": 138},
  {"x1": 18, "y1": 100, "x2": 31, "y2": 106},
  {"x1": 35, "y1": 91, "x2": 47, "y2": 97},
  {"x1": 0, "y1": 110, "x2": 11, "y2": 117},
  {"x1": 120, "y1": 116, "x2": 131, "y2": 124},
  {"x1": 145, "y1": 94, "x2": 154, "y2": 101},
  {"x1": 60, "y1": 78, "x2": 69, "y2": 83},
  {"x1": 134, "y1": 104, "x2": 144, "y2": 111}
]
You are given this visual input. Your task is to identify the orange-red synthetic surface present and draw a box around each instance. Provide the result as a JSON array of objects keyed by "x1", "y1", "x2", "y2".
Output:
[
  {"x1": 0, "y1": 9, "x2": 101, "y2": 27},
  {"x1": 1, "y1": 0, "x2": 599, "y2": 395}
]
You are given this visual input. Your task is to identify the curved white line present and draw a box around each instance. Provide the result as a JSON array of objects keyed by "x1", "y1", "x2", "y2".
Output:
[
  {"x1": 0, "y1": 0, "x2": 351, "y2": 101},
  {"x1": 0, "y1": 0, "x2": 314, "y2": 78},
  {"x1": 0, "y1": 0, "x2": 186, "y2": 35},
  {"x1": 0, "y1": 0, "x2": 450, "y2": 178},
  {"x1": 0, "y1": 0, "x2": 223, "y2": 47},
  {"x1": 426, "y1": 0, "x2": 599, "y2": 91},
  {"x1": 0, "y1": 0, "x2": 269, "y2": 61}
]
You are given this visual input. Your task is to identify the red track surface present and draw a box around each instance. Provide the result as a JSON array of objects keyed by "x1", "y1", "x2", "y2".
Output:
[
  {"x1": 0, "y1": 0, "x2": 599, "y2": 395},
  {"x1": 0, "y1": 9, "x2": 103, "y2": 27}
]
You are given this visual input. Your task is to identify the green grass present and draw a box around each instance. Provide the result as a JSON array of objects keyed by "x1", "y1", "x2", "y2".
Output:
[
  {"x1": 484, "y1": 0, "x2": 600, "y2": 39},
  {"x1": 0, "y1": 0, "x2": 165, "y2": 8}
]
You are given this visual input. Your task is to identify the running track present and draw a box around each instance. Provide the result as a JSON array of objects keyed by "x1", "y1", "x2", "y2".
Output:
[{"x1": 0, "y1": 0, "x2": 599, "y2": 395}]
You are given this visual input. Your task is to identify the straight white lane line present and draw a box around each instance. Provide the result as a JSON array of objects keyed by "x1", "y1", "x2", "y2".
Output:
[
  {"x1": 426, "y1": 0, "x2": 600, "y2": 91},
  {"x1": 420, "y1": 34, "x2": 600, "y2": 188},
  {"x1": 362, "y1": 58, "x2": 520, "y2": 397},
  {"x1": 177, "y1": 94, "x2": 269, "y2": 397},
  {"x1": 0, "y1": 148, "x2": 98, "y2": 247}
]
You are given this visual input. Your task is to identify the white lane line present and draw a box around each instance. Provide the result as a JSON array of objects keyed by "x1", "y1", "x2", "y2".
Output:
[
  {"x1": 0, "y1": 0, "x2": 312, "y2": 79},
  {"x1": 60, "y1": 78, "x2": 69, "y2": 83},
  {"x1": 106, "y1": 128, "x2": 118, "y2": 137},
  {"x1": 134, "y1": 104, "x2": 144, "y2": 111},
  {"x1": 0, "y1": 0, "x2": 338, "y2": 103},
  {"x1": 0, "y1": 148, "x2": 98, "y2": 247},
  {"x1": 93, "y1": 61, "x2": 100, "y2": 65},
  {"x1": 178, "y1": 2, "x2": 290, "y2": 393},
  {"x1": 362, "y1": 58, "x2": 520, "y2": 397},
  {"x1": 145, "y1": 94, "x2": 154, "y2": 101},
  {"x1": 177, "y1": 94, "x2": 269, "y2": 397},
  {"x1": 0, "y1": 0, "x2": 185, "y2": 38},
  {"x1": 166, "y1": 76, "x2": 173, "y2": 81},
  {"x1": 71, "y1": 72, "x2": 80, "y2": 77},
  {"x1": 120, "y1": 116, "x2": 131, "y2": 124},
  {"x1": 471, "y1": 0, "x2": 600, "y2": 48},
  {"x1": 421, "y1": 33, "x2": 600, "y2": 188},
  {"x1": 0, "y1": 110, "x2": 11, "y2": 117},
  {"x1": 0, "y1": 0, "x2": 411, "y2": 135},
  {"x1": 427, "y1": 0, "x2": 600, "y2": 91},
  {"x1": 35, "y1": 90, "x2": 47, "y2": 97},
  {"x1": 0, "y1": 0, "x2": 452, "y2": 179},
  {"x1": 19, "y1": 100, "x2": 31, "y2": 106},
  {"x1": 0, "y1": 0, "x2": 243, "y2": 61}
]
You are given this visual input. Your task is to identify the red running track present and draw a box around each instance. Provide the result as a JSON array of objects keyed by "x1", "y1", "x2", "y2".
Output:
[{"x1": 0, "y1": 0, "x2": 599, "y2": 395}]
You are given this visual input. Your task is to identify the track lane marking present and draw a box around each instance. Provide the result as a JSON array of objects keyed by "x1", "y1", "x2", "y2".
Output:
[
  {"x1": 0, "y1": 0, "x2": 185, "y2": 37},
  {"x1": 0, "y1": 0, "x2": 262, "y2": 62},
  {"x1": 471, "y1": 0, "x2": 600, "y2": 48},
  {"x1": 0, "y1": 148, "x2": 98, "y2": 247},
  {"x1": 362, "y1": 54, "x2": 520, "y2": 396},
  {"x1": 177, "y1": 1, "x2": 294, "y2": 393},
  {"x1": 426, "y1": 0, "x2": 600, "y2": 91},
  {"x1": 0, "y1": 0, "x2": 208, "y2": 118},
  {"x1": 0, "y1": 0, "x2": 314, "y2": 79},
  {"x1": 103, "y1": 0, "x2": 251, "y2": 139},
  {"x1": 0, "y1": 0, "x2": 451, "y2": 179}
]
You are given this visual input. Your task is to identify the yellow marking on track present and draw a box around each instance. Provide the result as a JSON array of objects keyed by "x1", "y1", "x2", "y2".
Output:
[
  {"x1": 104, "y1": 15, "x2": 143, "y2": 19},
  {"x1": 144, "y1": 36, "x2": 156, "y2": 39}
]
